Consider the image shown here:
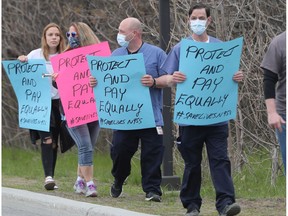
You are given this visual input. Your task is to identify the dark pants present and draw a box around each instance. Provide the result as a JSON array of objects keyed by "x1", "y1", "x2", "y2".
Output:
[
  {"x1": 32, "y1": 99, "x2": 61, "y2": 178},
  {"x1": 177, "y1": 124, "x2": 235, "y2": 213},
  {"x1": 111, "y1": 128, "x2": 164, "y2": 195}
]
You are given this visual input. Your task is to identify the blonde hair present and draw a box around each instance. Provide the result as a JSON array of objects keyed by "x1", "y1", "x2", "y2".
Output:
[
  {"x1": 65, "y1": 22, "x2": 100, "y2": 51},
  {"x1": 41, "y1": 23, "x2": 65, "y2": 61}
]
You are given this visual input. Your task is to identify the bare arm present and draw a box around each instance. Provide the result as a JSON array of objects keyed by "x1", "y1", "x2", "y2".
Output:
[{"x1": 265, "y1": 98, "x2": 285, "y2": 132}]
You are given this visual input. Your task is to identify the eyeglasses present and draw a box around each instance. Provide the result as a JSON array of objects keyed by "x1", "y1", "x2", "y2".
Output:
[{"x1": 66, "y1": 32, "x2": 77, "y2": 38}]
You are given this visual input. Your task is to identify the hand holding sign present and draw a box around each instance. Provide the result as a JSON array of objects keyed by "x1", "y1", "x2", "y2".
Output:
[
  {"x1": 50, "y1": 42, "x2": 111, "y2": 127},
  {"x1": 174, "y1": 37, "x2": 243, "y2": 125},
  {"x1": 87, "y1": 53, "x2": 155, "y2": 130}
]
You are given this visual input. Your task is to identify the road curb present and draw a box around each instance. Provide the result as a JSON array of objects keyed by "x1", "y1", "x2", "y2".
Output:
[{"x1": 2, "y1": 187, "x2": 158, "y2": 216}]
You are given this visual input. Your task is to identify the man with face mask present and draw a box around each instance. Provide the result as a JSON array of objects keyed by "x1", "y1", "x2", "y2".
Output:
[
  {"x1": 90, "y1": 17, "x2": 167, "y2": 202},
  {"x1": 160, "y1": 3, "x2": 242, "y2": 216}
]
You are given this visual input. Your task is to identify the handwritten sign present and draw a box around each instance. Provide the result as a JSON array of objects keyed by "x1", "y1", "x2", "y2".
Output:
[
  {"x1": 51, "y1": 42, "x2": 111, "y2": 127},
  {"x1": 174, "y1": 37, "x2": 243, "y2": 125},
  {"x1": 87, "y1": 53, "x2": 156, "y2": 130},
  {"x1": 2, "y1": 60, "x2": 51, "y2": 131}
]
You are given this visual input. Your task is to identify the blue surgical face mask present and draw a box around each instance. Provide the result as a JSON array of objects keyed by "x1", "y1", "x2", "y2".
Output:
[
  {"x1": 190, "y1": 19, "x2": 207, "y2": 35},
  {"x1": 117, "y1": 33, "x2": 129, "y2": 47},
  {"x1": 68, "y1": 37, "x2": 80, "y2": 49}
]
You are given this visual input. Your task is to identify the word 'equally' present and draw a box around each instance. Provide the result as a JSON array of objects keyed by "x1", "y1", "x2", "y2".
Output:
[
  {"x1": 185, "y1": 45, "x2": 239, "y2": 62},
  {"x1": 175, "y1": 93, "x2": 229, "y2": 109},
  {"x1": 7, "y1": 62, "x2": 43, "y2": 75},
  {"x1": 90, "y1": 58, "x2": 137, "y2": 72}
]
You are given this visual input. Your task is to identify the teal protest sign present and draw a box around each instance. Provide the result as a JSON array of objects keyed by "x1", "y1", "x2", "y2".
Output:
[
  {"x1": 174, "y1": 37, "x2": 243, "y2": 125},
  {"x1": 87, "y1": 53, "x2": 155, "y2": 130},
  {"x1": 2, "y1": 60, "x2": 51, "y2": 131}
]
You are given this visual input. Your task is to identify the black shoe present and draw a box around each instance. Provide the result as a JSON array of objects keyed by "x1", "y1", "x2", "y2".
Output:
[
  {"x1": 110, "y1": 182, "x2": 122, "y2": 198},
  {"x1": 219, "y1": 203, "x2": 241, "y2": 216},
  {"x1": 145, "y1": 192, "x2": 161, "y2": 202}
]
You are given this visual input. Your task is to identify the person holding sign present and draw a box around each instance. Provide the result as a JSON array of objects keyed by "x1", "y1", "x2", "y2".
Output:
[
  {"x1": 54, "y1": 22, "x2": 101, "y2": 197},
  {"x1": 261, "y1": 31, "x2": 286, "y2": 172},
  {"x1": 160, "y1": 4, "x2": 243, "y2": 216},
  {"x1": 17, "y1": 23, "x2": 65, "y2": 190},
  {"x1": 90, "y1": 17, "x2": 167, "y2": 202}
]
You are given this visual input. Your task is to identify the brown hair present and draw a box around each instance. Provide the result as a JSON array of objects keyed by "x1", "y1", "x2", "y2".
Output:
[
  {"x1": 41, "y1": 23, "x2": 65, "y2": 61},
  {"x1": 64, "y1": 22, "x2": 100, "y2": 51}
]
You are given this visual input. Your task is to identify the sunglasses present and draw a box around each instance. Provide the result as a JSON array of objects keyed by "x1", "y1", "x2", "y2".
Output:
[{"x1": 66, "y1": 32, "x2": 77, "y2": 38}]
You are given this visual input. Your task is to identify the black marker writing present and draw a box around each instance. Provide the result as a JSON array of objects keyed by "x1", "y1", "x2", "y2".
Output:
[
  {"x1": 7, "y1": 62, "x2": 43, "y2": 75},
  {"x1": 185, "y1": 45, "x2": 239, "y2": 61},
  {"x1": 90, "y1": 58, "x2": 137, "y2": 72}
]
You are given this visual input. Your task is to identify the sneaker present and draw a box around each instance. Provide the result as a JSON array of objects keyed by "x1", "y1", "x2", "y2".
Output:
[
  {"x1": 54, "y1": 185, "x2": 58, "y2": 190},
  {"x1": 44, "y1": 176, "x2": 55, "y2": 190},
  {"x1": 145, "y1": 192, "x2": 161, "y2": 202},
  {"x1": 185, "y1": 209, "x2": 200, "y2": 216},
  {"x1": 110, "y1": 182, "x2": 123, "y2": 198},
  {"x1": 73, "y1": 179, "x2": 86, "y2": 194},
  {"x1": 86, "y1": 184, "x2": 97, "y2": 197},
  {"x1": 220, "y1": 203, "x2": 241, "y2": 216}
]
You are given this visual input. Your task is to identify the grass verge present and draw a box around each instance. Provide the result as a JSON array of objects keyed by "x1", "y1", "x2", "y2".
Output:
[{"x1": 2, "y1": 146, "x2": 286, "y2": 216}]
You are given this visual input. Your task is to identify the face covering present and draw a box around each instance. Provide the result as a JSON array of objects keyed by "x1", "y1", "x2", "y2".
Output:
[
  {"x1": 117, "y1": 32, "x2": 135, "y2": 47},
  {"x1": 68, "y1": 37, "x2": 80, "y2": 49},
  {"x1": 190, "y1": 19, "x2": 207, "y2": 36},
  {"x1": 117, "y1": 33, "x2": 129, "y2": 47}
]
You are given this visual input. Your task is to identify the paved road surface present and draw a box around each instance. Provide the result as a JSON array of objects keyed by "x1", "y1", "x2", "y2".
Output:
[{"x1": 2, "y1": 187, "x2": 157, "y2": 216}]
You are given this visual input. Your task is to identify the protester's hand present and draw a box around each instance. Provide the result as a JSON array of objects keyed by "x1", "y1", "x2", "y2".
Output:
[
  {"x1": 173, "y1": 71, "x2": 186, "y2": 83},
  {"x1": 141, "y1": 74, "x2": 154, "y2": 87},
  {"x1": 51, "y1": 73, "x2": 59, "y2": 81},
  {"x1": 267, "y1": 112, "x2": 286, "y2": 132},
  {"x1": 89, "y1": 75, "x2": 98, "y2": 87},
  {"x1": 18, "y1": 55, "x2": 28, "y2": 62},
  {"x1": 233, "y1": 70, "x2": 244, "y2": 82}
]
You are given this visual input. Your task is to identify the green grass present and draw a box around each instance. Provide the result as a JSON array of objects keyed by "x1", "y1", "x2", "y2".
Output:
[{"x1": 2, "y1": 146, "x2": 286, "y2": 216}]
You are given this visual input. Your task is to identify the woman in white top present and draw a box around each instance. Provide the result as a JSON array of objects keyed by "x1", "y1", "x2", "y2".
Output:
[{"x1": 18, "y1": 23, "x2": 66, "y2": 190}]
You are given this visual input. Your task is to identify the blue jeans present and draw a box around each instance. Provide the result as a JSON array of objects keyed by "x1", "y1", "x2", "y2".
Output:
[
  {"x1": 67, "y1": 121, "x2": 100, "y2": 166},
  {"x1": 276, "y1": 114, "x2": 286, "y2": 172}
]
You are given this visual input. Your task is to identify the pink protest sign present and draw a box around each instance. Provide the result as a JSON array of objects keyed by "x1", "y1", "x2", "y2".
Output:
[{"x1": 51, "y1": 41, "x2": 111, "y2": 127}]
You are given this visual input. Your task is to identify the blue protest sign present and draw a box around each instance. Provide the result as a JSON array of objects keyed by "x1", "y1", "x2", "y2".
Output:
[
  {"x1": 174, "y1": 37, "x2": 243, "y2": 125},
  {"x1": 2, "y1": 60, "x2": 51, "y2": 131},
  {"x1": 87, "y1": 53, "x2": 156, "y2": 130}
]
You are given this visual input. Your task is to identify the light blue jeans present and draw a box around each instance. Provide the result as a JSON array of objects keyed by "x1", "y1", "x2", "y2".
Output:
[
  {"x1": 276, "y1": 114, "x2": 286, "y2": 173},
  {"x1": 67, "y1": 121, "x2": 100, "y2": 166}
]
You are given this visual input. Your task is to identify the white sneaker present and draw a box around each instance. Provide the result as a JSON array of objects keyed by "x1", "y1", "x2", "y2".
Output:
[
  {"x1": 86, "y1": 184, "x2": 97, "y2": 197},
  {"x1": 73, "y1": 179, "x2": 86, "y2": 194},
  {"x1": 44, "y1": 176, "x2": 55, "y2": 190}
]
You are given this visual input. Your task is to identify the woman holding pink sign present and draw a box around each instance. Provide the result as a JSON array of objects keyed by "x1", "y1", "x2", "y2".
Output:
[
  {"x1": 18, "y1": 23, "x2": 66, "y2": 190},
  {"x1": 55, "y1": 22, "x2": 101, "y2": 197}
]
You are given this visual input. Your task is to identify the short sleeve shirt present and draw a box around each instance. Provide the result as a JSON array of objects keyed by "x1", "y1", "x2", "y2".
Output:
[
  {"x1": 27, "y1": 48, "x2": 59, "y2": 99},
  {"x1": 112, "y1": 43, "x2": 167, "y2": 126},
  {"x1": 261, "y1": 31, "x2": 286, "y2": 115}
]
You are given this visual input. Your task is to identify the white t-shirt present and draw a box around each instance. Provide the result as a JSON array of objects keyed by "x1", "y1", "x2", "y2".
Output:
[{"x1": 27, "y1": 48, "x2": 59, "y2": 99}]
